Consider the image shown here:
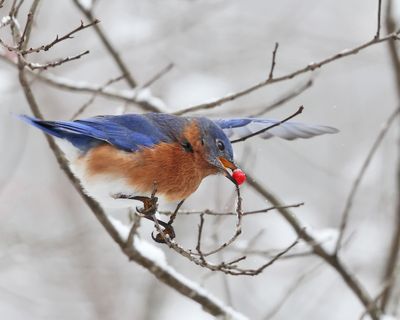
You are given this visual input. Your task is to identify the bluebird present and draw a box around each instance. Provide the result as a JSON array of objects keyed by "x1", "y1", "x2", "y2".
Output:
[{"x1": 20, "y1": 113, "x2": 338, "y2": 210}]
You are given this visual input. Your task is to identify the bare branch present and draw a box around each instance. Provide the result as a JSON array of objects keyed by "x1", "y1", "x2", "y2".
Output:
[
  {"x1": 13, "y1": 6, "x2": 247, "y2": 318},
  {"x1": 10, "y1": 0, "x2": 25, "y2": 17},
  {"x1": 70, "y1": 74, "x2": 125, "y2": 119},
  {"x1": 18, "y1": 12, "x2": 33, "y2": 49},
  {"x1": 263, "y1": 263, "x2": 323, "y2": 320},
  {"x1": 194, "y1": 184, "x2": 243, "y2": 257},
  {"x1": 251, "y1": 79, "x2": 313, "y2": 116},
  {"x1": 174, "y1": 31, "x2": 400, "y2": 116},
  {"x1": 268, "y1": 42, "x2": 279, "y2": 80},
  {"x1": 0, "y1": 37, "x2": 17, "y2": 51},
  {"x1": 335, "y1": 106, "x2": 400, "y2": 254},
  {"x1": 381, "y1": 0, "x2": 400, "y2": 311},
  {"x1": 141, "y1": 63, "x2": 174, "y2": 89},
  {"x1": 374, "y1": 0, "x2": 383, "y2": 40},
  {"x1": 150, "y1": 185, "x2": 296, "y2": 276},
  {"x1": 125, "y1": 210, "x2": 141, "y2": 249},
  {"x1": 21, "y1": 19, "x2": 100, "y2": 54},
  {"x1": 0, "y1": 52, "x2": 167, "y2": 112},
  {"x1": 158, "y1": 202, "x2": 304, "y2": 216},
  {"x1": 245, "y1": 173, "x2": 380, "y2": 320},
  {"x1": 230, "y1": 105, "x2": 304, "y2": 144},
  {"x1": 19, "y1": 0, "x2": 40, "y2": 50},
  {"x1": 24, "y1": 49, "x2": 90, "y2": 70},
  {"x1": 72, "y1": 0, "x2": 138, "y2": 88}
]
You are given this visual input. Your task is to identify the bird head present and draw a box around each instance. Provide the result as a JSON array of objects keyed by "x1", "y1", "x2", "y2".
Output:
[{"x1": 196, "y1": 118, "x2": 244, "y2": 185}]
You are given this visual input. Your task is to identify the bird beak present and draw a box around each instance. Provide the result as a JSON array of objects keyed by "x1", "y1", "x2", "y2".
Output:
[{"x1": 218, "y1": 156, "x2": 238, "y2": 185}]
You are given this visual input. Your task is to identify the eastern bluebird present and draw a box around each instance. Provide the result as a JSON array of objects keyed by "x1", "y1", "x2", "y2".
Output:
[{"x1": 20, "y1": 113, "x2": 338, "y2": 209}]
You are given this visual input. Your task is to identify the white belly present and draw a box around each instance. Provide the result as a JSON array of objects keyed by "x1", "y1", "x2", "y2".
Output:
[{"x1": 57, "y1": 140, "x2": 144, "y2": 208}]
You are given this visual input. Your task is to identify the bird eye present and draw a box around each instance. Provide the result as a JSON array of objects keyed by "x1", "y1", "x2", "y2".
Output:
[{"x1": 216, "y1": 139, "x2": 225, "y2": 151}]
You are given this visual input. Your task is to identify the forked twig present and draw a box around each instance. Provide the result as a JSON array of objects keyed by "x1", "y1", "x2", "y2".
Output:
[{"x1": 22, "y1": 19, "x2": 100, "y2": 55}]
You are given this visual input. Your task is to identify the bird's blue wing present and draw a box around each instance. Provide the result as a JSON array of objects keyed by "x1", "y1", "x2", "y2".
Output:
[
  {"x1": 20, "y1": 114, "x2": 172, "y2": 152},
  {"x1": 214, "y1": 118, "x2": 338, "y2": 141}
]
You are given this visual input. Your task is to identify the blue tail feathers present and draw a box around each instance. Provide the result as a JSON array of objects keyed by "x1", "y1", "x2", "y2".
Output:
[
  {"x1": 19, "y1": 113, "x2": 169, "y2": 152},
  {"x1": 19, "y1": 115, "x2": 101, "y2": 151}
]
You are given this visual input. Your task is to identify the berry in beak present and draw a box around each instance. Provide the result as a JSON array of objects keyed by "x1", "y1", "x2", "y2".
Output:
[{"x1": 218, "y1": 157, "x2": 246, "y2": 185}]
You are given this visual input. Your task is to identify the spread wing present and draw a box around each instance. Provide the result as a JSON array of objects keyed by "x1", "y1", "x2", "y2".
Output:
[
  {"x1": 214, "y1": 118, "x2": 338, "y2": 141},
  {"x1": 19, "y1": 114, "x2": 172, "y2": 152}
]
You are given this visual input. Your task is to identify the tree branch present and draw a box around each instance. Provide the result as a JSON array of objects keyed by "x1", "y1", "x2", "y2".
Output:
[
  {"x1": 335, "y1": 106, "x2": 400, "y2": 254},
  {"x1": 0, "y1": 53, "x2": 167, "y2": 112},
  {"x1": 381, "y1": 0, "x2": 400, "y2": 311},
  {"x1": 72, "y1": 0, "x2": 138, "y2": 88},
  {"x1": 245, "y1": 173, "x2": 380, "y2": 320},
  {"x1": 268, "y1": 42, "x2": 279, "y2": 80},
  {"x1": 251, "y1": 79, "x2": 313, "y2": 116},
  {"x1": 21, "y1": 19, "x2": 100, "y2": 54},
  {"x1": 12, "y1": 3, "x2": 246, "y2": 318},
  {"x1": 174, "y1": 31, "x2": 400, "y2": 116},
  {"x1": 374, "y1": 0, "x2": 382, "y2": 40}
]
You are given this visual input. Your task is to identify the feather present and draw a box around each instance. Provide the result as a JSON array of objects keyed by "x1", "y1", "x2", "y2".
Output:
[
  {"x1": 214, "y1": 118, "x2": 338, "y2": 141},
  {"x1": 19, "y1": 113, "x2": 183, "y2": 152}
]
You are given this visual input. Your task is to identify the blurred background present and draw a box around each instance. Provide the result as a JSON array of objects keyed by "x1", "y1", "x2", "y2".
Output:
[{"x1": 0, "y1": 0, "x2": 399, "y2": 319}]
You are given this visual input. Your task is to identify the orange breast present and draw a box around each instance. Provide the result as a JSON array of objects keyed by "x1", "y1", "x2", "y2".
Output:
[{"x1": 84, "y1": 142, "x2": 218, "y2": 201}]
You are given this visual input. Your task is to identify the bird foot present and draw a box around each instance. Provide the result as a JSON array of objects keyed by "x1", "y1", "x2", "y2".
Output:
[
  {"x1": 113, "y1": 188, "x2": 177, "y2": 244},
  {"x1": 113, "y1": 193, "x2": 158, "y2": 216},
  {"x1": 133, "y1": 195, "x2": 159, "y2": 216},
  {"x1": 151, "y1": 224, "x2": 176, "y2": 243}
]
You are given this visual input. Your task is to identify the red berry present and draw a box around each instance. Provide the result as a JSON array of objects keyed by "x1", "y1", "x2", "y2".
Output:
[{"x1": 232, "y1": 169, "x2": 246, "y2": 185}]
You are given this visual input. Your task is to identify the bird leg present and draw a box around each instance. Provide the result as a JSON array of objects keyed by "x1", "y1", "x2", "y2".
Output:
[
  {"x1": 114, "y1": 182, "x2": 159, "y2": 215},
  {"x1": 167, "y1": 199, "x2": 185, "y2": 225},
  {"x1": 113, "y1": 183, "x2": 177, "y2": 244},
  {"x1": 151, "y1": 199, "x2": 184, "y2": 243}
]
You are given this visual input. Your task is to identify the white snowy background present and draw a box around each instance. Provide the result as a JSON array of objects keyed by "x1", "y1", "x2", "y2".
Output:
[{"x1": 0, "y1": 0, "x2": 398, "y2": 319}]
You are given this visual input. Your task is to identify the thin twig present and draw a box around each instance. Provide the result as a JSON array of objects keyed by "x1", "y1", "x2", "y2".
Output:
[
  {"x1": 0, "y1": 37, "x2": 17, "y2": 51},
  {"x1": 251, "y1": 79, "x2": 313, "y2": 116},
  {"x1": 174, "y1": 31, "x2": 400, "y2": 116},
  {"x1": 359, "y1": 279, "x2": 395, "y2": 320},
  {"x1": 0, "y1": 52, "x2": 166, "y2": 113},
  {"x1": 245, "y1": 173, "x2": 380, "y2": 320},
  {"x1": 381, "y1": 0, "x2": 400, "y2": 311},
  {"x1": 20, "y1": 0, "x2": 40, "y2": 51},
  {"x1": 158, "y1": 202, "x2": 304, "y2": 216},
  {"x1": 17, "y1": 12, "x2": 32, "y2": 49},
  {"x1": 72, "y1": 0, "x2": 138, "y2": 88},
  {"x1": 195, "y1": 185, "x2": 243, "y2": 257},
  {"x1": 230, "y1": 105, "x2": 304, "y2": 143},
  {"x1": 142, "y1": 63, "x2": 174, "y2": 89},
  {"x1": 335, "y1": 107, "x2": 400, "y2": 254},
  {"x1": 149, "y1": 185, "x2": 294, "y2": 276},
  {"x1": 14, "y1": 6, "x2": 246, "y2": 318},
  {"x1": 268, "y1": 42, "x2": 279, "y2": 80},
  {"x1": 195, "y1": 213, "x2": 207, "y2": 264},
  {"x1": 22, "y1": 19, "x2": 100, "y2": 55},
  {"x1": 126, "y1": 210, "x2": 141, "y2": 249},
  {"x1": 24, "y1": 49, "x2": 90, "y2": 70},
  {"x1": 263, "y1": 263, "x2": 323, "y2": 320},
  {"x1": 375, "y1": 0, "x2": 382, "y2": 40},
  {"x1": 11, "y1": 0, "x2": 25, "y2": 17},
  {"x1": 70, "y1": 74, "x2": 125, "y2": 119}
]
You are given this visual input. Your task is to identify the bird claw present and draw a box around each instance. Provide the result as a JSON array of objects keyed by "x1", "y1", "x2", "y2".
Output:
[
  {"x1": 113, "y1": 187, "x2": 177, "y2": 244},
  {"x1": 132, "y1": 195, "x2": 159, "y2": 216},
  {"x1": 151, "y1": 224, "x2": 176, "y2": 243}
]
